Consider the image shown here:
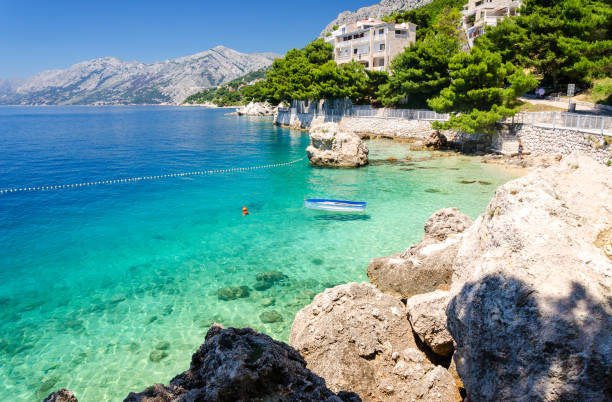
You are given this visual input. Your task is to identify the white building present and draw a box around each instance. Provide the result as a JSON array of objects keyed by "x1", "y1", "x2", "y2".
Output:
[
  {"x1": 462, "y1": 0, "x2": 522, "y2": 47},
  {"x1": 325, "y1": 18, "x2": 417, "y2": 72}
]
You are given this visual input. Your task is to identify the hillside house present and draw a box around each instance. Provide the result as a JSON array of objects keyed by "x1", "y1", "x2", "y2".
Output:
[
  {"x1": 462, "y1": 0, "x2": 522, "y2": 47},
  {"x1": 325, "y1": 18, "x2": 417, "y2": 72}
]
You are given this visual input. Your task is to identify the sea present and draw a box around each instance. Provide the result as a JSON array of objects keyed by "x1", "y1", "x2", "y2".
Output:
[{"x1": 0, "y1": 106, "x2": 520, "y2": 401}]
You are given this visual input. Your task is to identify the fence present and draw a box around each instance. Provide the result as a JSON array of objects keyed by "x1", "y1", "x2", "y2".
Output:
[
  {"x1": 278, "y1": 106, "x2": 612, "y2": 135},
  {"x1": 277, "y1": 105, "x2": 450, "y2": 122},
  {"x1": 507, "y1": 112, "x2": 612, "y2": 135}
]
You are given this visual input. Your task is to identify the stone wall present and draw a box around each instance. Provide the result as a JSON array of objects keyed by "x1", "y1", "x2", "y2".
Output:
[
  {"x1": 275, "y1": 110, "x2": 491, "y2": 152},
  {"x1": 275, "y1": 110, "x2": 438, "y2": 140},
  {"x1": 493, "y1": 123, "x2": 612, "y2": 164}
]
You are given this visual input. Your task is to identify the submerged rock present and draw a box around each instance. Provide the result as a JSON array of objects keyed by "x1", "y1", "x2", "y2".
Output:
[
  {"x1": 43, "y1": 389, "x2": 78, "y2": 402},
  {"x1": 217, "y1": 285, "x2": 250, "y2": 301},
  {"x1": 306, "y1": 123, "x2": 368, "y2": 168},
  {"x1": 125, "y1": 325, "x2": 357, "y2": 401},
  {"x1": 447, "y1": 153, "x2": 612, "y2": 401},
  {"x1": 149, "y1": 350, "x2": 168, "y2": 362},
  {"x1": 406, "y1": 290, "x2": 454, "y2": 356},
  {"x1": 367, "y1": 208, "x2": 472, "y2": 299},
  {"x1": 253, "y1": 270, "x2": 287, "y2": 291},
  {"x1": 290, "y1": 283, "x2": 460, "y2": 401},
  {"x1": 155, "y1": 341, "x2": 170, "y2": 350},
  {"x1": 259, "y1": 310, "x2": 283, "y2": 323}
]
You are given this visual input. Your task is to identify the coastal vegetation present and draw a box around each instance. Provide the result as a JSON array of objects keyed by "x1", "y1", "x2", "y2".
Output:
[
  {"x1": 184, "y1": 0, "x2": 610, "y2": 133},
  {"x1": 183, "y1": 67, "x2": 269, "y2": 106}
]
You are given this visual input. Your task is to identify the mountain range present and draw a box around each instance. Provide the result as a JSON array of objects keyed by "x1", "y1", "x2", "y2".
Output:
[{"x1": 0, "y1": 46, "x2": 279, "y2": 105}]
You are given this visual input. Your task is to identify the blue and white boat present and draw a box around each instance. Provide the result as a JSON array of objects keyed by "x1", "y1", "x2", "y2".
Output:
[{"x1": 304, "y1": 199, "x2": 367, "y2": 212}]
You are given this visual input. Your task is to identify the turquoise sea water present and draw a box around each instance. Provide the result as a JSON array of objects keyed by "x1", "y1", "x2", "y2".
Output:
[{"x1": 0, "y1": 106, "x2": 520, "y2": 401}]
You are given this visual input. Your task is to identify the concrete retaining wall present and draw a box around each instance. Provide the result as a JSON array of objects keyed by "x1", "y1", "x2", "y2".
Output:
[
  {"x1": 275, "y1": 110, "x2": 491, "y2": 152},
  {"x1": 493, "y1": 123, "x2": 612, "y2": 164}
]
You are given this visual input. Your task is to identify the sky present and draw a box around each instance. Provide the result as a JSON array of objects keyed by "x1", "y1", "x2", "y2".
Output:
[{"x1": 0, "y1": 0, "x2": 376, "y2": 78}]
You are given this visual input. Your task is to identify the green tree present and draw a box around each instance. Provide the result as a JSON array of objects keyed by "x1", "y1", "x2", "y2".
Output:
[
  {"x1": 428, "y1": 47, "x2": 537, "y2": 134},
  {"x1": 364, "y1": 70, "x2": 389, "y2": 103},
  {"x1": 377, "y1": 32, "x2": 461, "y2": 107},
  {"x1": 304, "y1": 39, "x2": 334, "y2": 65},
  {"x1": 265, "y1": 49, "x2": 316, "y2": 103},
  {"x1": 479, "y1": 0, "x2": 612, "y2": 89},
  {"x1": 313, "y1": 61, "x2": 369, "y2": 102}
]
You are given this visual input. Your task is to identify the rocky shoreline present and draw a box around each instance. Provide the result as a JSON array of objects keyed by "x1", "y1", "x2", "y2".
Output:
[{"x1": 46, "y1": 153, "x2": 611, "y2": 401}]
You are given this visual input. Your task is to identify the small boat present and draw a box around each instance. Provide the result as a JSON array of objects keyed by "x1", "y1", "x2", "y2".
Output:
[{"x1": 304, "y1": 199, "x2": 367, "y2": 212}]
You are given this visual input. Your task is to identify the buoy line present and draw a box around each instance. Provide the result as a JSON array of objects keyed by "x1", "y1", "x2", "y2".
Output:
[{"x1": 0, "y1": 157, "x2": 306, "y2": 195}]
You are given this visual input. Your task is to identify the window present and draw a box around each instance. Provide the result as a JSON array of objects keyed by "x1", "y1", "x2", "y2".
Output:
[
  {"x1": 354, "y1": 48, "x2": 358, "y2": 54},
  {"x1": 379, "y1": 28, "x2": 384, "y2": 35},
  {"x1": 379, "y1": 43, "x2": 385, "y2": 51}
]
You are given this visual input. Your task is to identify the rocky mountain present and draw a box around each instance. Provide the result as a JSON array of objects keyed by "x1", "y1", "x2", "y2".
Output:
[
  {"x1": 320, "y1": 0, "x2": 435, "y2": 36},
  {"x1": 0, "y1": 46, "x2": 279, "y2": 105}
]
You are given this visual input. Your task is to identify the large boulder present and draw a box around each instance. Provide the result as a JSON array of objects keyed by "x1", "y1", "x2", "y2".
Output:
[
  {"x1": 367, "y1": 208, "x2": 472, "y2": 299},
  {"x1": 290, "y1": 283, "x2": 460, "y2": 401},
  {"x1": 306, "y1": 123, "x2": 369, "y2": 168},
  {"x1": 43, "y1": 389, "x2": 78, "y2": 402},
  {"x1": 406, "y1": 290, "x2": 454, "y2": 356},
  {"x1": 446, "y1": 153, "x2": 612, "y2": 401},
  {"x1": 125, "y1": 326, "x2": 356, "y2": 402},
  {"x1": 236, "y1": 101, "x2": 276, "y2": 116}
]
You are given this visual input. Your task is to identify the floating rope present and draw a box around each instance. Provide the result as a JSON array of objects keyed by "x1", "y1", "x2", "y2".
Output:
[{"x1": 0, "y1": 157, "x2": 306, "y2": 195}]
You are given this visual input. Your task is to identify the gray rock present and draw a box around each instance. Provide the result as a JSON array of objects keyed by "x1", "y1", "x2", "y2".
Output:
[
  {"x1": 125, "y1": 325, "x2": 357, "y2": 401},
  {"x1": 43, "y1": 389, "x2": 78, "y2": 402},
  {"x1": 307, "y1": 123, "x2": 369, "y2": 168},
  {"x1": 406, "y1": 290, "x2": 454, "y2": 356},
  {"x1": 290, "y1": 283, "x2": 460, "y2": 401},
  {"x1": 367, "y1": 208, "x2": 472, "y2": 298},
  {"x1": 320, "y1": 0, "x2": 435, "y2": 36},
  {"x1": 447, "y1": 153, "x2": 612, "y2": 401}
]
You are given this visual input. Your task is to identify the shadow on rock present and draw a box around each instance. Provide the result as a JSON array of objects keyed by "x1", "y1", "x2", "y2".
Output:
[
  {"x1": 447, "y1": 274, "x2": 612, "y2": 401},
  {"x1": 124, "y1": 326, "x2": 361, "y2": 402}
]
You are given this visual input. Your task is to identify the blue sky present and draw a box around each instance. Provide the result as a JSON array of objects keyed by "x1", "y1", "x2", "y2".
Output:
[{"x1": 0, "y1": 0, "x2": 375, "y2": 78}]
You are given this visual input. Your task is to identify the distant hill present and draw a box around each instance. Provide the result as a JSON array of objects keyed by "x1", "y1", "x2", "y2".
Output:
[
  {"x1": 183, "y1": 67, "x2": 270, "y2": 106},
  {"x1": 0, "y1": 46, "x2": 279, "y2": 105},
  {"x1": 320, "y1": 0, "x2": 435, "y2": 36}
]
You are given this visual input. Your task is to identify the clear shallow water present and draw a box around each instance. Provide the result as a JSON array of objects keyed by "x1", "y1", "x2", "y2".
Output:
[{"x1": 0, "y1": 106, "x2": 520, "y2": 401}]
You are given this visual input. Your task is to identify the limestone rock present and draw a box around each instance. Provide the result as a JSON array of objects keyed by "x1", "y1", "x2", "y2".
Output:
[
  {"x1": 320, "y1": 0, "x2": 434, "y2": 36},
  {"x1": 43, "y1": 389, "x2": 78, "y2": 402},
  {"x1": 447, "y1": 356, "x2": 464, "y2": 393},
  {"x1": 290, "y1": 283, "x2": 460, "y2": 401},
  {"x1": 420, "y1": 131, "x2": 447, "y2": 149},
  {"x1": 306, "y1": 123, "x2": 368, "y2": 168},
  {"x1": 236, "y1": 101, "x2": 276, "y2": 116},
  {"x1": 447, "y1": 153, "x2": 612, "y2": 401},
  {"x1": 125, "y1": 325, "x2": 356, "y2": 402},
  {"x1": 367, "y1": 208, "x2": 472, "y2": 299},
  {"x1": 406, "y1": 290, "x2": 454, "y2": 356}
]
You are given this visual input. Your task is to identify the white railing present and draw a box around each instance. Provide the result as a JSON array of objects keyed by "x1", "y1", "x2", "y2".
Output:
[
  {"x1": 506, "y1": 112, "x2": 612, "y2": 135},
  {"x1": 278, "y1": 106, "x2": 449, "y2": 122}
]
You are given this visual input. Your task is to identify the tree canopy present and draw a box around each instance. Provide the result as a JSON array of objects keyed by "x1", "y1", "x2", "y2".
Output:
[
  {"x1": 428, "y1": 47, "x2": 537, "y2": 133},
  {"x1": 477, "y1": 0, "x2": 612, "y2": 88}
]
